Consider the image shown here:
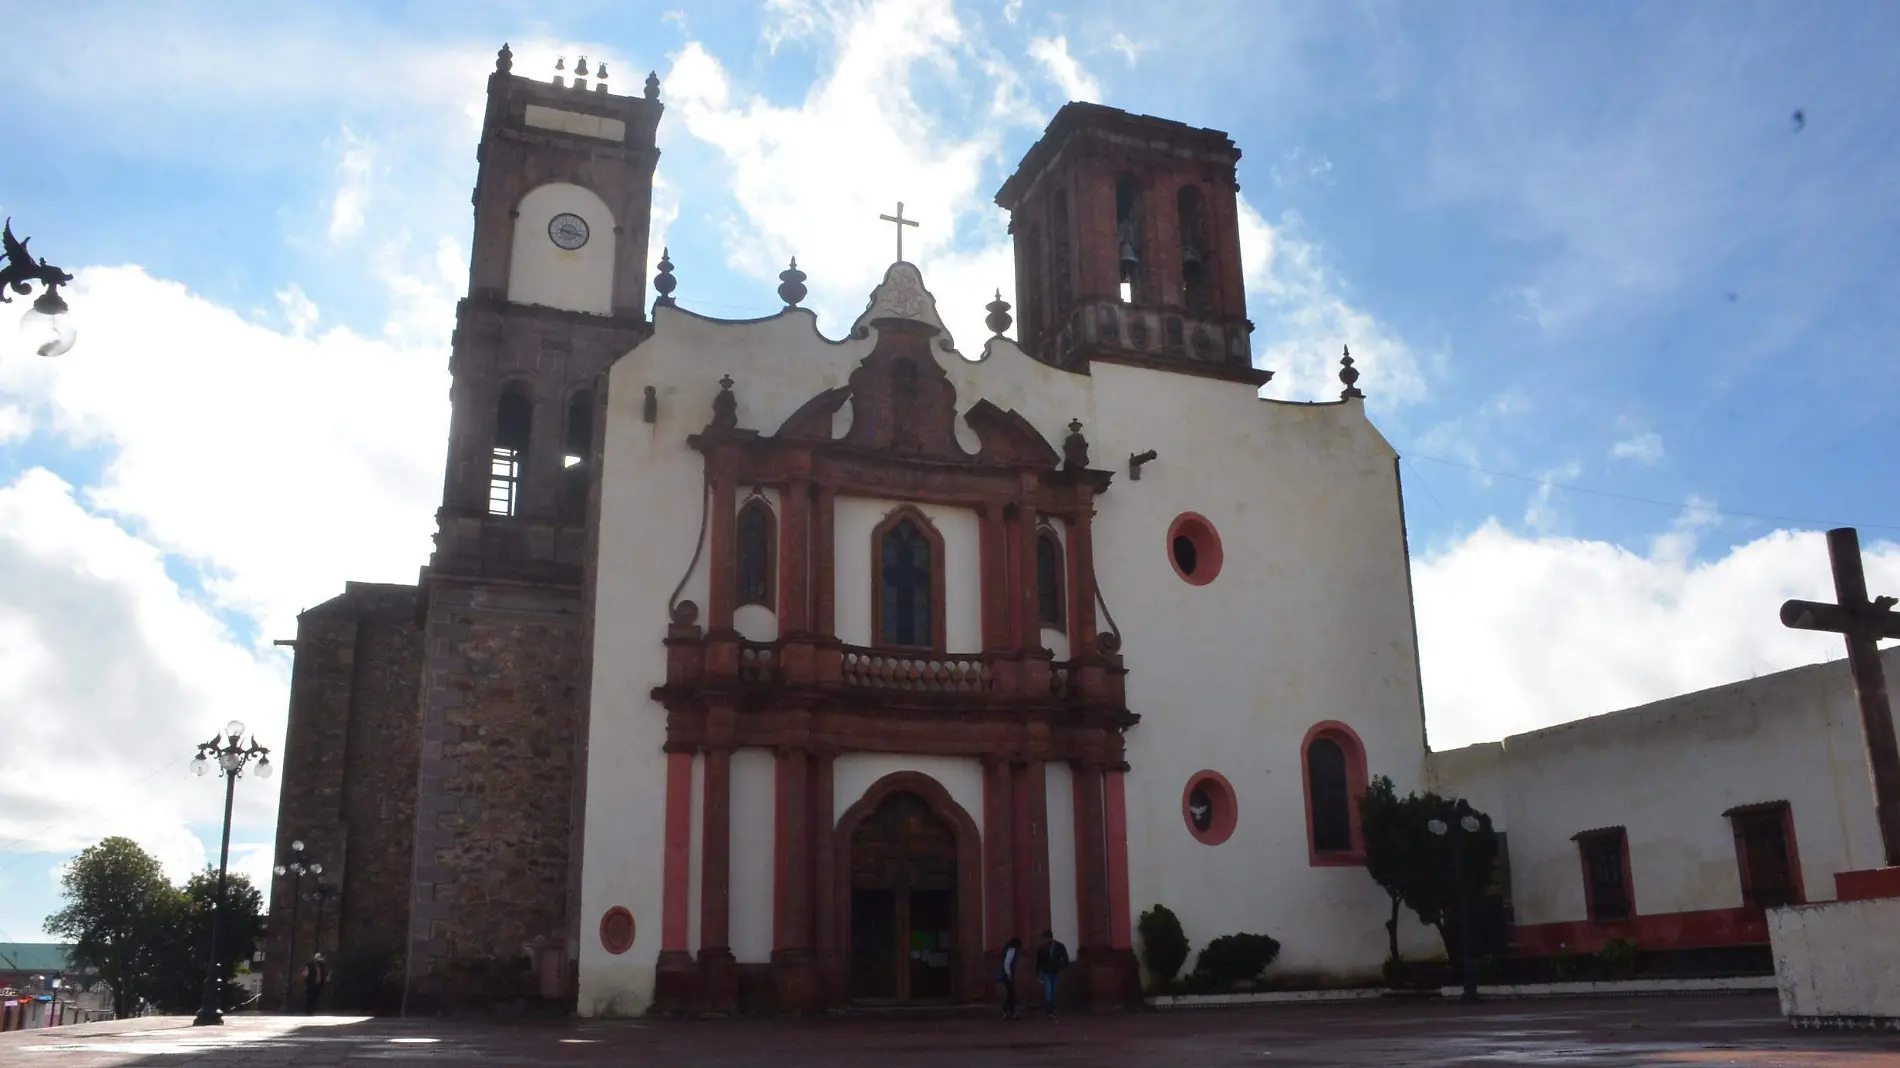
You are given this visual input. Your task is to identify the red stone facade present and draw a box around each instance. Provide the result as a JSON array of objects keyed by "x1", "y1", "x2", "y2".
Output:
[{"x1": 648, "y1": 311, "x2": 1142, "y2": 1014}]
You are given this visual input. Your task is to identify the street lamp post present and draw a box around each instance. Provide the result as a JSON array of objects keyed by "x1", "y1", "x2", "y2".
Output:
[
  {"x1": 274, "y1": 842, "x2": 322, "y2": 1011},
  {"x1": 189, "y1": 721, "x2": 272, "y2": 1027},
  {"x1": 0, "y1": 218, "x2": 76, "y2": 357},
  {"x1": 1428, "y1": 808, "x2": 1484, "y2": 1003}
]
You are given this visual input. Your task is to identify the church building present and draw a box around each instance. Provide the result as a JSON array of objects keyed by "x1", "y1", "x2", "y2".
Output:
[
  {"x1": 265, "y1": 45, "x2": 1432, "y2": 1016},
  {"x1": 265, "y1": 43, "x2": 1896, "y2": 1020}
]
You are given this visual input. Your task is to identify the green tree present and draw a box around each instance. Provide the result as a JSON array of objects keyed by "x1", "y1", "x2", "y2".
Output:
[
  {"x1": 150, "y1": 870, "x2": 266, "y2": 1013},
  {"x1": 1358, "y1": 779, "x2": 1500, "y2": 969},
  {"x1": 1136, "y1": 904, "x2": 1189, "y2": 989},
  {"x1": 45, "y1": 837, "x2": 180, "y2": 1017}
]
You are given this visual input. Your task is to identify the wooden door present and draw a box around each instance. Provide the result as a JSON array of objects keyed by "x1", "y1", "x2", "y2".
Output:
[{"x1": 848, "y1": 791, "x2": 958, "y2": 1003}]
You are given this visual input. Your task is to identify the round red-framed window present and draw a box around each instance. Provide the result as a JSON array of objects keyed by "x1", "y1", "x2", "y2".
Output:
[
  {"x1": 1167, "y1": 512, "x2": 1223, "y2": 586},
  {"x1": 599, "y1": 906, "x2": 636, "y2": 955},
  {"x1": 1182, "y1": 770, "x2": 1238, "y2": 846}
]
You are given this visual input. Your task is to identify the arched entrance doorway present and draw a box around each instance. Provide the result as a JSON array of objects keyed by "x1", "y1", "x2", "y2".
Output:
[
  {"x1": 833, "y1": 772, "x2": 985, "y2": 1006},
  {"x1": 849, "y1": 791, "x2": 957, "y2": 1002}
]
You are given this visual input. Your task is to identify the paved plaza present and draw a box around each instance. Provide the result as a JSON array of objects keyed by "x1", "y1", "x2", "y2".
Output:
[{"x1": 1, "y1": 995, "x2": 1896, "y2": 1067}]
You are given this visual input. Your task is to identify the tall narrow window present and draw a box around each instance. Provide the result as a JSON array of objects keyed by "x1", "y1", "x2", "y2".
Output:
[
  {"x1": 736, "y1": 498, "x2": 776, "y2": 610},
  {"x1": 1177, "y1": 185, "x2": 1212, "y2": 313},
  {"x1": 1036, "y1": 528, "x2": 1065, "y2": 630},
  {"x1": 562, "y1": 388, "x2": 595, "y2": 518},
  {"x1": 1115, "y1": 174, "x2": 1143, "y2": 304},
  {"x1": 1728, "y1": 802, "x2": 1802, "y2": 909},
  {"x1": 489, "y1": 385, "x2": 533, "y2": 517},
  {"x1": 1302, "y1": 722, "x2": 1368, "y2": 865},
  {"x1": 874, "y1": 509, "x2": 943, "y2": 650},
  {"x1": 1574, "y1": 828, "x2": 1632, "y2": 922}
]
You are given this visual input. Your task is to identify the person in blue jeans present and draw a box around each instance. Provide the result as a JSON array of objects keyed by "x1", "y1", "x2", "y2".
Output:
[{"x1": 1034, "y1": 929, "x2": 1069, "y2": 1019}]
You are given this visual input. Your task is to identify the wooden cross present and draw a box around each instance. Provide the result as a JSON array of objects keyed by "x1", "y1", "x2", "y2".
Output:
[
  {"x1": 1781, "y1": 527, "x2": 1900, "y2": 867},
  {"x1": 879, "y1": 201, "x2": 920, "y2": 263}
]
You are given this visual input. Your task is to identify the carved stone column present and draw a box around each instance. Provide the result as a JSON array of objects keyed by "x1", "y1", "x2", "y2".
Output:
[
  {"x1": 654, "y1": 746, "x2": 696, "y2": 1011},
  {"x1": 812, "y1": 484, "x2": 841, "y2": 686}
]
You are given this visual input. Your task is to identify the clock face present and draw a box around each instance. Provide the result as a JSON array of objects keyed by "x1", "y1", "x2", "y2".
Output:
[{"x1": 548, "y1": 213, "x2": 590, "y2": 250}]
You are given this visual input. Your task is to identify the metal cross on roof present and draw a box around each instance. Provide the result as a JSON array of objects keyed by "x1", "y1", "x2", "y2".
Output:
[{"x1": 879, "y1": 202, "x2": 920, "y2": 263}]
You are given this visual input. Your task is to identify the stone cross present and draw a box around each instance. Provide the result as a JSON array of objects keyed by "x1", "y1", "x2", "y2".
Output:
[
  {"x1": 879, "y1": 202, "x2": 920, "y2": 263},
  {"x1": 1781, "y1": 527, "x2": 1900, "y2": 867}
]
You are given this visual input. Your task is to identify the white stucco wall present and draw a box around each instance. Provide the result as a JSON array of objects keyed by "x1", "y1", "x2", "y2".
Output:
[
  {"x1": 1427, "y1": 648, "x2": 1896, "y2": 928},
  {"x1": 1769, "y1": 896, "x2": 1900, "y2": 1020},
  {"x1": 730, "y1": 748, "x2": 777, "y2": 963},
  {"x1": 1045, "y1": 762, "x2": 1080, "y2": 951},
  {"x1": 833, "y1": 496, "x2": 982, "y2": 653},
  {"x1": 581, "y1": 267, "x2": 1435, "y2": 1012},
  {"x1": 507, "y1": 182, "x2": 615, "y2": 314}
]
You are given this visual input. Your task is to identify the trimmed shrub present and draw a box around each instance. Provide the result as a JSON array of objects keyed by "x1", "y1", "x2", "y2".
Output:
[
  {"x1": 1193, "y1": 932, "x2": 1281, "y2": 986},
  {"x1": 1138, "y1": 904, "x2": 1190, "y2": 989}
]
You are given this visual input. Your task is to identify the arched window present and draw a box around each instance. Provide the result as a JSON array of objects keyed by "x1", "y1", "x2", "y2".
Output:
[
  {"x1": 873, "y1": 508, "x2": 944, "y2": 650},
  {"x1": 489, "y1": 384, "x2": 533, "y2": 517},
  {"x1": 1301, "y1": 722, "x2": 1369, "y2": 866},
  {"x1": 1115, "y1": 174, "x2": 1144, "y2": 303},
  {"x1": 1177, "y1": 185, "x2": 1212, "y2": 313},
  {"x1": 1036, "y1": 528, "x2": 1065, "y2": 630},
  {"x1": 736, "y1": 497, "x2": 776, "y2": 610}
]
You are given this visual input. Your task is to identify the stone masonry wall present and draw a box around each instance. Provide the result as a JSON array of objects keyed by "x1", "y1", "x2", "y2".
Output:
[
  {"x1": 266, "y1": 582, "x2": 422, "y2": 1013},
  {"x1": 405, "y1": 578, "x2": 585, "y2": 1012}
]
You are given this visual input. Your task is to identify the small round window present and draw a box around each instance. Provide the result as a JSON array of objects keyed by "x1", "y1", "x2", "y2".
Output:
[
  {"x1": 1181, "y1": 770, "x2": 1237, "y2": 846},
  {"x1": 1167, "y1": 512, "x2": 1223, "y2": 586}
]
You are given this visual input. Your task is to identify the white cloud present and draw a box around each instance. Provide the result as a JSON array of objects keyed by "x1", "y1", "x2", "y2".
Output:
[
  {"x1": 0, "y1": 405, "x2": 29, "y2": 445},
  {"x1": 1269, "y1": 147, "x2": 1334, "y2": 188},
  {"x1": 1416, "y1": 523, "x2": 1900, "y2": 750},
  {"x1": 1002, "y1": 0, "x2": 1022, "y2": 24},
  {"x1": 1027, "y1": 35, "x2": 1102, "y2": 103},
  {"x1": 663, "y1": 0, "x2": 1034, "y2": 349},
  {"x1": 277, "y1": 285, "x2": 320, "y2": 337},
  {"x1": 1107, "y1": 32, "x2": 1147, "y2": 67},
  {"x1": 1611, "y1": 430, "x2": 1665, "y2": 465},
  {"x1": 1238, "y1": 198, "x2": 1427, "y2": 407},
  {"x1": 328, "y1": 133, "x2": 374, "y2": 241}
]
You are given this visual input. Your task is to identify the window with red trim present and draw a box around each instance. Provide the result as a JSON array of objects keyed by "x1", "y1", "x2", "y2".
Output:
[
  {"x1": 872, "y1": 507, "x2": 946, "y2": 651},
  {"x1": 1574, "y1": 827, "x2": 1632, "y2": 922},
  {"x1": 1301, "y1": 722, "x2": 1368, "y2": 865},
  {"x1": 1036, "y1": 527, "x2": 1065, "y2": 630},
  {"x1": 736, "y1": 497, "x2": 776, "y2": 610},
  {"x1": 1728, "y1": 801, "x2": 1802, "y2": 909},
  {"x1": 1182, "y1": 771, "x2": 1237, "y2": 846},
  {"x1": 1167, "y1": 512, "x2": 1223, "y2": 585}
]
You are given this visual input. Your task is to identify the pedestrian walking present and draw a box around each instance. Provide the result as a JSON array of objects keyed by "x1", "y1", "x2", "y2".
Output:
[
  {"x1": 998, "y1": 936, "x2": 1022, "y2": 1020},
  {"x1": 303, "y1": 954, "x2": 329, "y2": 1015},
  {"x1": 1035, "y1": 929, "x2": 1069, "y2": 1019}
]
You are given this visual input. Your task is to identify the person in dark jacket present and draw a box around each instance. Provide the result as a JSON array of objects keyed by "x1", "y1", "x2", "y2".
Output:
[
  {"x1": 302, "y1": 954, "x2": 328, "y2": 1015},
  {"x1": 1034, "y1": 930, "x2": 1068, "y2": 1019},
  {"x1": 998, "y1": 936, "x2": 1022, "y2": 1020}
]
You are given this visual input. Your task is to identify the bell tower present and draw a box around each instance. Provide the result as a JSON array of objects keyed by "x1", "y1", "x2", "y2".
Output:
[
  {"x1": 434, "y1": 44, "x2": 664, "y2": 585},
  {"x1": 994, "y1": 103, "x2": 1267, "y2": 386}
]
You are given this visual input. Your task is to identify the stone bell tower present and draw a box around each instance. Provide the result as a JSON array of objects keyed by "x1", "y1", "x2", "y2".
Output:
[
  {"x1": 994, "y1": 102, "x2": 1266, "y2": 386},
  {"x1": 405, "y1": 45, "x2": 665, "y2": 1012}
]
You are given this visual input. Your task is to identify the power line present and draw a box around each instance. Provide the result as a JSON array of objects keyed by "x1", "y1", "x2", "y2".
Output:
[{"x1": 1400, "y1": 449, "x2": 1900, "y2": 533}]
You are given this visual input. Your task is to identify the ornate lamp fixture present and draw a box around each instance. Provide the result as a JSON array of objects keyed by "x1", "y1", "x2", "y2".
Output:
[{"x1": 0, "y1": 218, "x2": 75, "y2": 357}]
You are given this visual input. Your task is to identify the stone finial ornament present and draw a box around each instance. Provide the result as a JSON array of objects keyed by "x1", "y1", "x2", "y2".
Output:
[
  {"x1": 495, "y1": 43, "x2": 513, "y2": 74},
  {"x1": 778, "y1": 257, "x2": 808, "y2": 307},
  {"x1": 1339, "y1": 344, "x2": 1364, "y2": 399},
  {"x1": 712, "y1": 374, "x2": 738, "y2": 429},
  {"x1": 644, "y1": 71, "x2": 661, "y2": 100},
  {"x1": 1063, "y1": 418, "x2": 1090, "y2": 470},
  {"x1": 654, "y1": 248, "x2": 677, "y2": 307},
  {"x1": 985, "y1": 289, "x2": 1013, "y2": 336}
]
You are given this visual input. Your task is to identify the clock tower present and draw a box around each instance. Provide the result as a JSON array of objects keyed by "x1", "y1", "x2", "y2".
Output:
[{"x1": 404, "y1": 45, "x2": 665, "y2": 1011}]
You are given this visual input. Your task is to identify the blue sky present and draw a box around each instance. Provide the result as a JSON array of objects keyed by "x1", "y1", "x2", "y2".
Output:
[{"x1": 0, "y1": 0, "x2": 1895, "y2": 942}]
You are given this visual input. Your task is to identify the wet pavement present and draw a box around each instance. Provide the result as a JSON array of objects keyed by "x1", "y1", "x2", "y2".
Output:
[{"x1": 1, "y1": 994, "x2": 1895, "y2": 1066}]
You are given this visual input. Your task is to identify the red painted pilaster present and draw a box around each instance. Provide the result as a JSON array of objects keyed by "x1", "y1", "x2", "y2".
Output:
[
  {"x1": 983, "y1": 756, "x2": 1017, "y2": 949},
  {"x1": 697, "y1": 744, "x2": 737, "y2": 1011},
  {"x1": 810, "y1": 749, "x2": 840, "y2": 1001},
  {"x1": 813, "y1": 485, "x2": 836, "y2": 636},
  {"x1": 772, "y1": 748, "x2": 811, "y2": 950},
  {"x1": 780, "y1": 480, "x2": 811, "y2": 635},
  {"x1": 707, "y1": 466, "x2": 737, "y2": 632},
  {"x1": 1104, "y1": 769, "x2": 1132, "y2": 949},
  {"x1": 1074, "y1": 762, "x2": 1110, "y2": 950},
  {"x1": 661, "y1": 749, "x2": 694, "y2": 951},
  {"x1": 1016, "y1": 503, "x2": 1043, "y2": 651},
  {"x1": 980, "y1": 503, "x2": 1009, "y2": 651},
  {"x1": 1067, "y1": 500, "x2": 1099, "y2": 660}
]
